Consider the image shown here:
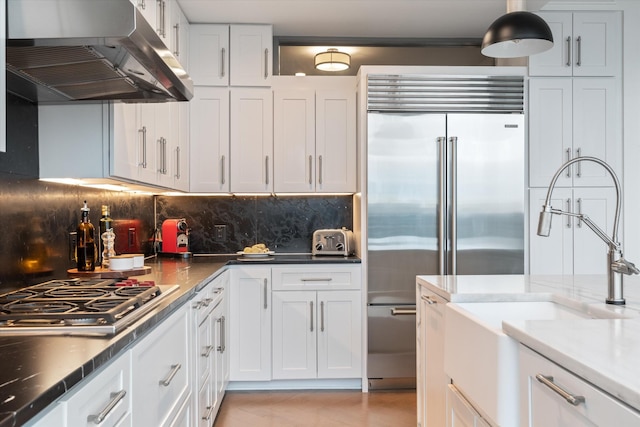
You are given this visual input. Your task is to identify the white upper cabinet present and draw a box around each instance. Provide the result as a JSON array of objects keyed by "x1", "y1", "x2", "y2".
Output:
[
  {"x1": 189, "y1": 24, "x2": 230, "y2": 86},
  {"x1": 189, "y1": 24, "x2": 272, "y2": 87},
  {"x1": 169, "y1": 0, "x2": 190, "y2": 70},
  {"x1": 229, "y1": 25, "x2": 273, "y2": 86},
  {"x1": 529, "y1": 11, "x2": 621, "y2": 77}
]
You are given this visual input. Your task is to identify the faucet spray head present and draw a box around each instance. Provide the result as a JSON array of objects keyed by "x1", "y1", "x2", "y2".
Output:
[{"x1": 537, "y1": 205, "x2": 552, "y2": 237}]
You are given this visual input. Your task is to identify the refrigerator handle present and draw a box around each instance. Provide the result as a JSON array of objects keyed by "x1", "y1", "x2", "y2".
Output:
[
  {"x1": 450, "y1": 136, "x2": 458, "y2": 275},
  {"x1": 437, "y1": 136, "x2": 446, "y2": 275}
]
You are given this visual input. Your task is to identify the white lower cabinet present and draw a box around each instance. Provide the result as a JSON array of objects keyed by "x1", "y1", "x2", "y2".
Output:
[
  {"x1": 229, "y1": 267, "x2": 272, "y2": 381},
  {"x1": 446, "y1": 384, "x2": 491, "y2": 427},
  {"x1": 519, "y1": 345, "x2": 640, "y2": 426},
  {"x1": 416, "y1": 285, "x2": 448, "y2": 427},
  {"x1": 132, "y1": 304, "x2": 191, "y2": 427}
]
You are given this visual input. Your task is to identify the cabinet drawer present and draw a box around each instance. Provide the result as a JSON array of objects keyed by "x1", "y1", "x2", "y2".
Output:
[
  {"x1": 520, "y1": 345, "x2": 640, "y2": 426},
  {"x1": 272, "y1": 265, "x2": 361, "y2": 291},
  {"x1": 132, "y1": 305, "x2": 190, "y2": 427},
  {"x1": 62, "y1": 351, "x2": 132, "y2": 427}
]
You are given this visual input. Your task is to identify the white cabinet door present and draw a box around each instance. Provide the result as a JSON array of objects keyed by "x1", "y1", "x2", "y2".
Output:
[
  {"x1": 229, "y1": 25, "x2": 272, "y2": 87},
  {"x1": 317, "y1": 290, "x2": 361, "y2": 379},
  {"x1": 417, "y1": 287, "x2": 448, "y2": 427},
  {"x1": 23, "y1": 404, "x2": 65, "y2": 427},
  {"x1": 132, "y1": 305, "x2": 191, "y2": 427},
  {"x1": 272, "y1": 290, "x2": 317, "y2": 379},
  {"x1": 189, "y1": 24, "x2": 229, "y2": 86},
  {"x1": 273, "y1": 89, "x2": 316, "y2": 193},
  {"x1": 230, "y1": 88, "x2": 273, "y2": 193},
  {"x1": 446, "y1": 384, "x2": 491, "y2": 427},
  {"x1": 315, "y1": 89, "x2": 356, "y2": 193},
  {"x1": 189, "y1": 87, "x2": 230, "y2": 192},
  {"x1": 111, "y1": 103, "x2": 141, "y2": 182},
  {"x1": 229, "y1": 267, "x2": 272, "y2": 381},
  {"x1": 528, "y1": 78, "x2": 620, "y2": 188},
  {"x1": 519, "y1": 345, "x2": 640, "y2": 427},
  {"x1": 169, "y1": 0, "x2": 189, "y2": 69},
  {"x1": 529, "y1": 12, "x2": 621, "y2": 77}
]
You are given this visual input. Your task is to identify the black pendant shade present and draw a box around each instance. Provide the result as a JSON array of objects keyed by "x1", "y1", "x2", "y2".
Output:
[{"x1": 481, "y1": 11, "x2": 554, "y2": 58}]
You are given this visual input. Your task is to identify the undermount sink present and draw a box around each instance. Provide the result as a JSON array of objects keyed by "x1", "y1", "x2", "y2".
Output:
[{"x1": 444, "y1": 298, "x2": 638, "y2": 425}]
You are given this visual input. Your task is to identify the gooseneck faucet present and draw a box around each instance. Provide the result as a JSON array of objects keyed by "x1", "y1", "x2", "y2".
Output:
[{"x1": 537, "y1": 156, "x2": 639, "y2": 305}]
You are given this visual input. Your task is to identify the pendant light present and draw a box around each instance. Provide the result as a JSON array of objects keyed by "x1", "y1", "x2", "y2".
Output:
[
  {"x1": 315, "y1": 48, "x2": 351, "y2": 72},
  {"x1": 481, "y1": 11, "x2": 553, "y2": 58}
]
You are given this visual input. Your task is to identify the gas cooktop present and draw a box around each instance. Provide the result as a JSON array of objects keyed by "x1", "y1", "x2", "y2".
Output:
[{"x1": 0, "y1": 278, "x2": 179, "y2": 335}]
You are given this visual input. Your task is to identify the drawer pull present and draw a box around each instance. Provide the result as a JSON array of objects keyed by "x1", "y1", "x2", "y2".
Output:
[
  {"x1": 300, "y1": 278, "x2": 333, "y2": 282},
  {"x1": 391, "y1": 307, "x2": 417, "y2": 316},
  {"x1": 310, "y1": 301, "x2": 314, "y2": 332},
  {"x1": 202, "y1": 405, "x2": 215, "y2": 421},
  {"x1": 217, "y1": 315, "x2": 226, "y2": 353},
  {"x1": 159, "y1": 364, "x2": 181, "y2": 387},
  {"x1": 320, "y1": 301, "x2": 325, "y2": 332},
  {"x1": 421, "y1": 295, "x2": 437, "y2": 305},
  {"x1": 536, "y1": 374, "x2": 585, "y2": 406},
  {"x1": 202, "y1": 345, "x2": 214, "y2": 358},
  {"x1": 87, "y1": 389, "x2": 126, "y2": 424}
]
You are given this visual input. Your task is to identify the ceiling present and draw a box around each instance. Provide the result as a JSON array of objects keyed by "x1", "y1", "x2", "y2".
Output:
[{"x1": 176, "y1": 0, "x2": 551, "y2": 39}]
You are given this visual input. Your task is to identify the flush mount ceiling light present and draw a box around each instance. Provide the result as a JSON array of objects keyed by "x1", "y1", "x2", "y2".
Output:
[
  {"x1": 481, "y1": 11, "x2": 554, "y2": 58},
  {"x1": 314, "y1": 48, "x2": 350, "y2": 71}
]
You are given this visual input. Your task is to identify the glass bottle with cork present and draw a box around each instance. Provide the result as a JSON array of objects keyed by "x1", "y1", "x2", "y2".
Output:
[
  {"x1": 99, "y1": 205, "x2": 113, "y2": 267},
  {"x1": 76, "y1": 200, "x2": 96, "y2": 271}
]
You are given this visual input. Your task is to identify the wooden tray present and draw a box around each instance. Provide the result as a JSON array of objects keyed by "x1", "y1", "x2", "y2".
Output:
[{"x1": 67, "y1": 266, "x2": 151, "y2": 279}]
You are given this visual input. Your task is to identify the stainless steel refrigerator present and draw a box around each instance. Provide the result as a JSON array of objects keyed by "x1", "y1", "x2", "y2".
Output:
[{"x1": 366, "y1": 103, "x2": 525, "y2": 389}]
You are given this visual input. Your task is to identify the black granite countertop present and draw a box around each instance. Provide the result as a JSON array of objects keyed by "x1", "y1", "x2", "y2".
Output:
[{"x1": 0, "y1": 253, "x2": 360, "y2": 427}]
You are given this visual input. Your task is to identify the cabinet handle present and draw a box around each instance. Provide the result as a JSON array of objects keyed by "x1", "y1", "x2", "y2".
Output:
[
  {"x1": 318, "y1": 155, "x2": 323, "y2": 185},
  {"x1": 391, "y1": 307, "x2": 417, "y2": 316},
  {"x1": 162, "y1": 0, "x2": 167, "y2": 37},
  {"x1": 576, "y1": 36, "x2": 582, "y2": 67},
  {"x1": 566, "y1": 36, "x2": 571, "y2": 67},
  {"x1": 202, "y1": 405, "x2": 215, "y2": 421},
  {"x1": 202, "y1": 345, "x2": 214, "y2": 358},
  {"x1": 265, "y1": 156, "x2": 270, "y2": 185},
  {"x1": 576, "y1": 148, "x2": 582, "y2": 177},
  {"x1": 159, "y1": 363, "x2": 181, "y2": 386},
  {"x1": 221, "y1": 155, "x2": 226, "y2": 185},
  {"x1": 565, "y1": 148, "x2": 571, "y2": 178},
  {"x1": 421, "y1": 295, "x2": 437, "y2": 305},
  {"x1": 87, "y1": 390, "x2": 127, "y2": 424},
  {"x1": 577, "y1": 198, "x2": 583, "y2": 228},
  {"x1": 192, "y1": 300, "x2": 204, "y2": 310},
  {"x1": 263, "y1": 279, "x2": 268, "y2": 309},
  {"x1": 536, "y1": 374, "x2": 585, "y2": 406},
  {"x1": 175, "y1": 146, "x2": 181, "y2": 179},
  {"x1": 221, "y1": 47, "x2": 226, "y2": 78},
  {"x1": 309, "y1": 155, "x2": 313, "y2": 185},
  {"x1": 138, "y1": 0, "x2": 146, "y2": 10},
  {"x1": 320, "y1": 301, "x2": 325, "y2": 332},
  {"x1": 310, "y1": 301, "x2": 314, "y2": 332},
  {"x1": 300, "y1": 278, "x2": 333, "y2": 282},
  {"x1": 158, "y1": 138, "x2": 166, "y2": 174},
  {"x1": 139, "y1": 126, "x2": 147, "y2": 168},
  {"x1": 202, "y1": 297, "x2": 213, "y2": 307},
  {"x1": 264, "y1": 48, "x2": 269, "y2": 79},
  {"x1": 566, "y1": 198, "x2": 572, "y2": 229},
  {"x1": 217, "y1": 315, "x2": 226, "y2": 353},
  {"x1": 173, "y1": 23, "x2": 180, "y2": 56},
  {"x1": 155, "y1": 0, "x2": 162, "y2": 35}
]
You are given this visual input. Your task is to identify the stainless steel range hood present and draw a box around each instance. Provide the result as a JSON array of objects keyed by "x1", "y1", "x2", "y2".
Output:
[{"x1": 6, "y1": 0, "x2": 193, "y2": 103}]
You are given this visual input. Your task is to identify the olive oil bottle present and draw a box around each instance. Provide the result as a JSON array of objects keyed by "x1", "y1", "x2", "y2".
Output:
[{"x1": 76, "y1": 201, "x2": 96, "y2": 271}]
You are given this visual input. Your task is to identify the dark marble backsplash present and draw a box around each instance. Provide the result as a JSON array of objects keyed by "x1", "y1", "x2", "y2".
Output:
[{"x1": 156, "y1": 195, "x2": 353, "y2": 254}]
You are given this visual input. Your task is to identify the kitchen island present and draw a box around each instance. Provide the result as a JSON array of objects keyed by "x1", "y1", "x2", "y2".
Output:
[
  {"x1": 0, "y1": 254, "x2": 360, "y2": 427},
  {"x1": 417, "y1": 274, "x2": 640, "y2": 426}
]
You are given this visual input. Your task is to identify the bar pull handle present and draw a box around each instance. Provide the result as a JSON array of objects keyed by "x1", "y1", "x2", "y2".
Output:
[
  {"x1": 159, "y1": 364, "x2": 181, "y2": 387},
  {"x1": 175, "y1": 146, "x2": 181, "y2": 179},
  {"x1": 263, "y1": 278, "x2": 268, "y2": 309},
  {"x1": 577, "y1": 198, "x2": 583, "y2": 228},
  {"x1": 264, "y1": 48, "x2": 269, "y2": 79},
  {"x1": 566, "y1": 148, "x2": 571, "y2": 178},
  {"x1": 202, "y1": 405, "x2": 214, "y2": 421},
  {"x1": 309, "y1": 155, "x2": 313, "y2": 185},
  {"x1": 138, "y1": 126, "x2": 147, "y2": 168},
  {"x1": 221, "y1": 47, "x2": 226, "y2": 78},
  {"x1": 221, "y1": 155, "x2": 226, "y2": 185},
  {"x1": 87, "y1": 390, "x2": 127, "y2": 424},
  {"x1": 138, "y1": 0, "x2": 146, "y2": 10},
  {"x1": 320, "y1": 301, "x2": 325, "y2": 332},
  {"x1": 318, "y1": 155, "x2": 323, "y2": 185},
  {"x1": 576, "y1": 148, "x2": 582, "y2": 177},
  {"x1": 421, "y1": 295, "x2": 437, "y2": 305},
  {"x1": 536, "y1": 374, "x2": 585, "y2": 406},
  {"x1": 265, "y1": 156, "x2": 270, "y2": 185},
  {"x1": 217, "y1": 315, "x2": 226, "y2": 353},
  {"x1": 437, "y1": 137, "x2": 446, "y2": 274},
  {"x1": 173, "y1": 23, "x2": 180, "y2": 57},
  {"x1": 310, "y1": 301, "x2": 314, "y2": 332},
  {"x1": 449, "y1": 137, "x2": 458, "y2": 274},
  {"x1": 201, "y1": 345, "x2": 214, "y2": 358},
  {"x1": 566, "y1": 198, "x2": 572, "y2": 229},
  {"x1": 576, "y1": 36, "x2": 582, "y2": 67},
  {"x1": 300, "y1": 278, "x2": 333, "y2": 282},
  {"x1": 391, "y1": 307, "x2": 417, "y2": 316},
  {"x1": 566, "y1": 36, "x2": 572, "y2": 67}
]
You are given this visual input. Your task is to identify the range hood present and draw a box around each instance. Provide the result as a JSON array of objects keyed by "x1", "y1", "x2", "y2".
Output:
[{"x1": 6, "y1": 0, "x2": 193, "y2": 103}]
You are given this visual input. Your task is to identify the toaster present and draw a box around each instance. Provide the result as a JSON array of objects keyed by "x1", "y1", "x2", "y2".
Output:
[{"x1": 312, "y1": 228, "x2": 355, "y2": 256}]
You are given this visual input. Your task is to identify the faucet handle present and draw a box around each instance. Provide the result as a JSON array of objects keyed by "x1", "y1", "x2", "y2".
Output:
[{"x1": 612, "y1": 257, "x2": 640, "y2": 275}]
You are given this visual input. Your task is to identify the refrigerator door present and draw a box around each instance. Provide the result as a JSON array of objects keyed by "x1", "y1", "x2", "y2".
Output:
[
  {"x1": 366, "y1": 112, "x2": 446, "y2": 304},
  {"x1": 447, "y1": 113, "x2": 525, "y2": 274}
]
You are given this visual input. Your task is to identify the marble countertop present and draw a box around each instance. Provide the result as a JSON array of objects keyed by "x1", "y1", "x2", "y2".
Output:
[
  {"x1": 417, "y1": 274, "x2": 640, "y2": 411},
  {"x1": 0, "y1": 254, "x2": 360, "y2": 427}
]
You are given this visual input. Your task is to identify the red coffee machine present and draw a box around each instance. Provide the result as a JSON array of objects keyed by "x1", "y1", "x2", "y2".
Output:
[{"x1": 161, "y1": 218, "x2": 191, "y2": 256}]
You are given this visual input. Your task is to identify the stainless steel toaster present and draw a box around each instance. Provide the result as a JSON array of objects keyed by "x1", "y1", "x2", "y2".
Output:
[{"x1": 312, "y1": 228, "x2": 355, "y2": 256}]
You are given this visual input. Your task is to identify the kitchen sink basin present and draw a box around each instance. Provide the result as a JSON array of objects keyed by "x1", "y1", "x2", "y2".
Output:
[{"x1": 444, "y1": 299, "x2": 638, "y2": 425}]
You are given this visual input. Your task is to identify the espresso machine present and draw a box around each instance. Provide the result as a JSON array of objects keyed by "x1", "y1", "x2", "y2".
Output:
[{"x1": 161, "y1": 219, "x2": 191, "y2": 257}]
